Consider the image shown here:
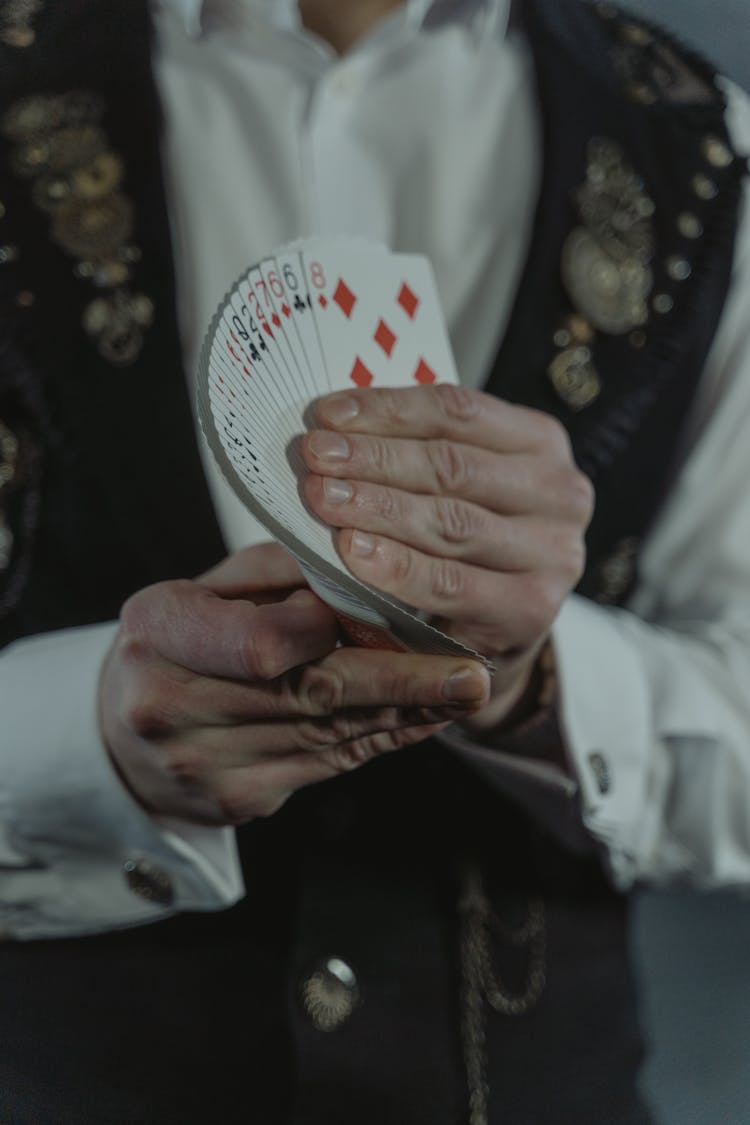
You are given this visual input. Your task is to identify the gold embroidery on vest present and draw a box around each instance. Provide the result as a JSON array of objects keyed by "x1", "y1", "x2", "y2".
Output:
[
  {"x1": 1, "y1": 91, "x2": 154, "y2": 367},
  {"x1": 0, "y1": 0, "x2": 41, "y2": 49},
  {"x1": 549, "y1": 138, "x2": 656, "y2": 410}
]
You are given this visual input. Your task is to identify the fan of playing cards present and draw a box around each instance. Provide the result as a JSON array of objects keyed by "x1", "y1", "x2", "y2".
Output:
[{"x1": 197, "y1": 236, "x2": 482, "y2": 660}]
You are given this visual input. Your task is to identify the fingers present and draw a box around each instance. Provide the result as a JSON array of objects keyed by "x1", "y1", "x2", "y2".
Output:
[
  {"x1": 300, "y1": 386, "x2": 594, "y2": 663},
  {"x1": 305, "y1": 474, "x2": 579, "y2": 570},
  {"x1": 332, "y1": 529, "x2": 577, "y2": 651},
  {"x1": 193, "y1": 721, "x2": 447, "y2": 824},
  {"x1": 158, "y1": 707, "x2": 453, "y2": 772},
  {"x1": 120, "y1": 583, "x2": 339, "y2": 681},
  {"x1": 302, "y1": 433, "x2": 591, "y2": 520},
  {"x1": 312, "y1": 384, "x2": 566, "y2": 454},
  {"x1": 115, "y1": 645, "x2": 491, "y2": 733},
  {"x1": 304, "y1": 385, "x2": 593, "y2": 526},
  {"x1": 105, "y1": 640, "x2": 490, "y2": 826}
]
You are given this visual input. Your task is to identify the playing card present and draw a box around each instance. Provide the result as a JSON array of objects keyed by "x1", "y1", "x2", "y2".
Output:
[
  {"x1": 301, "y1": 244, "x2": 458, "y2": 391},
  {"x1": 245, "y1": 264, "x2": 305, "y2": 404},
  {"x1": 197, "y1": 237, "x2": 484, "y2": 662},
  {"x1": 257, "y1": 256, "x2": 318, "y2": 401}
]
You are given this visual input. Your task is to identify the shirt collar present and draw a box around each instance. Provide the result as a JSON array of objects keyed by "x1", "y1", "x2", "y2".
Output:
[{"x1": 159, "y1": 0, "x2": 508, "y2": 41}]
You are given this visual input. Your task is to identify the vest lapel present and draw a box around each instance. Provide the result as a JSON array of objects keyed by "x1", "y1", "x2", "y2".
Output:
[{"x1": 490, "y1": 0, "x2": 746, "y2": 601}]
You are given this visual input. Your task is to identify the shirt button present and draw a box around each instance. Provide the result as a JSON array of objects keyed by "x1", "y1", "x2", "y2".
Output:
[
  {"x1": 587, "y1": 751, "x2": 612, "y2": 795},
  {"x1": 300, "y1": 956, "x2": 360, "y2": 1031},
  {"x1": 122, "y1": 858, "x2": 174, "y2": 906}
]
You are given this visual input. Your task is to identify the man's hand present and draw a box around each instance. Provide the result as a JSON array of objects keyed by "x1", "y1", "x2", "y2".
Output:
[
  {"x1": 301, "y1": 385, "x2": 594, "y2": 728},
  {"x1": 99, "y1": 542, "x2": 490, "y2": 825}
]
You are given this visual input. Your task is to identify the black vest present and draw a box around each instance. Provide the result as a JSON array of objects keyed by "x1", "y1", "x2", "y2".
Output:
[{"x1": 0, "y1": 2, "x2": 745, "y2": 1124}]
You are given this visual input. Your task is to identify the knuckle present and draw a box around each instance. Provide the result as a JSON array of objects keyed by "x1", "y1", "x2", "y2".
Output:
[
  {"x1": 124, "y1": 689, "x2": 174, "y2": 740},
  {"x1": 162, "y1": 743, "x2": 206, "y2": 787},
  {"x1": 559, "y1": 529, "x2": 587, "y2": 585},
  {"x1": 380, "y1": 677, "x2": 419, "y2": 709},
  {"x1": 430, "y1": 556, "x2": 466, "y2": 602},
  {"x1": 433, "y1": 383, "x2": 480, "y2": 424},
  {"x1": 295, "y1": 713, "x2": 355, "y2": 752},
  {"x1": 533, "y1": 410, "x2": 570, "y2": 452},
  {"x1": 119, "y1": 593, "x2": 144, "y2": 635},
  {"x1": 119, "y1": 666, "x2": 183, "y2": 740},
  {"x1": 348, "y1": 726, "x2": 431, "y2": 761},
  {"x1": 428, "y1": 440, "x2": 473, "y2": 495},
  {"x1": 321, "y1": 735, "x2": 391, "y2": 774},
  {"x1": 518, "y1": 576, "x2": 559, "y2": 637},
  {"x1": 434, "y1": 497, "x2": 479, "y2": 546},
  {"x1": 378, "y1": 388, "x2": 410, "y2": 426},
  {"x1": 293, "y1": 720, "x2": 331, "y2": 752},
  {"x1": 120, "y1": 580, "x2": 191, "y2": 635},
  {"x1": 296, "y1": 663, "x2": 346, "y2": 716},
  {"x1": 388, "y1": 540, "x2": 415, "y2": 585},
  {"x1": 371, "y1": 485, "x2": 404, "y2": 523},
  {"x1": 119, "y1": 590, "x2": 153, "y2": 640},
  {"x1": 322, "y1": 742, "x2": 372, "y2": 773},
  {"x1": 118, "y1": 634, "x2": 154, "y2": 668},
  {"x1": 366, "y1": 435, "x2": 394, "y2": 476},
  {"x1": 239, "y1": 618, "x2": 285, "y2": 681},
  {"x1": 215, "y1": 795, "x2": 249, "y2": 826},
  {"x1": 568, "y1": 468, "x2": 596, "y2": 522}
]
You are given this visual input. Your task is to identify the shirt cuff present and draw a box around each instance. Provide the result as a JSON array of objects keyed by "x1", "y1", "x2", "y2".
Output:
[
  {"x1": 551, "y1": 595, "x2": 668, "y2": 887},
  {"x1": 440, "y1": 595, "x2": 666, "y2": 874},
  {"x1": 1, "y1": 624, "x2": 244, "y2": 939}
]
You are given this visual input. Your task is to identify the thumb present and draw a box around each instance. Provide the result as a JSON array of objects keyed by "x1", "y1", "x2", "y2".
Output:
[{"x1": 197, "y1": 541, "x2": 306, "y2": 599}]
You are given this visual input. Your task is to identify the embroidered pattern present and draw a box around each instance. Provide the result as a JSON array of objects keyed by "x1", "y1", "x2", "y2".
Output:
[
  {"x1": 0, "y1": 0, "x2": 41, "y2": 49},
  {"x1": 1, "y1": 91, "x2": 154, "y2": 366},
  {"x1": 594, "y1": 4, "x2": 720, "y2": 108},
  {"x1": 549, "y1": 138, "x2": 656, "y2": 410},
  {"x1": 546, "y1": 8, "x2": 738, "y2": 419},
  {"x1": 299, "y1": 959, "x2": 360, "y2": 1032}
]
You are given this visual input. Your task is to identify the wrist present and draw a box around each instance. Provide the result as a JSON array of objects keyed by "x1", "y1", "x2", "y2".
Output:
[
  {"x1": 497, "y1": 639, "x2": 557, "y2": 734},
  {"x1": 456, "y1": 640, "x2": 565, "y2": 765}
]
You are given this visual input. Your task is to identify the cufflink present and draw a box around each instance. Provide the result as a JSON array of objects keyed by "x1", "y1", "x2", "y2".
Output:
[
  {"x1": 122, "y1": 858, "x2": 174, "y2": 906},
  {"x1": 587, "y1": 751, "x2": 612, "y2": 795}
]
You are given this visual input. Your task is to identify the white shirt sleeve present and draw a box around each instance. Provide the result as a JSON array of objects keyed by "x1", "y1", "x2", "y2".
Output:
[
  {"x1": 451, "y1": 80, "x2": 750, "y2": 893},
  {"x1": 0, "y1": 623, "x2": 243, "y2": 939}
]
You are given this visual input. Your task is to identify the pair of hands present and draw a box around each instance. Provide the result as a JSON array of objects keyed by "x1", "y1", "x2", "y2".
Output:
[{"x1": 100, "y1": 385, "x2": 593, "y2": 826}]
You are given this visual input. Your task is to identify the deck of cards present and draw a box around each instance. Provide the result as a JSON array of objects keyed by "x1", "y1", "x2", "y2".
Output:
[{"x1": 197, "y1": 236, "x2": 481, "y2": 660}]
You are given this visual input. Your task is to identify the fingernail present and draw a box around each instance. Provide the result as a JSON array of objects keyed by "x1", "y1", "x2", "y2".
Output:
[
  {"x1": 443, "y1": 667, "x2": 487, "y2": 703},
  {"x1": 322, "y1": 394, "x2": 360, "y2": 425},
  {"x1": 350, "y1": 531, "x2": 376, "y2": 557},
  {"x1": 323, "y1": 478, "x2": 353, "y2": 505},
  {"x1": 308, "y1": 432, "x2": 351, "y2": 461}
]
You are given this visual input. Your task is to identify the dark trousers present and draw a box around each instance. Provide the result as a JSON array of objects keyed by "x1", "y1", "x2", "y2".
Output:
[{"x1": 0, "y1": 750, "x2": 655, "y2": 1125}]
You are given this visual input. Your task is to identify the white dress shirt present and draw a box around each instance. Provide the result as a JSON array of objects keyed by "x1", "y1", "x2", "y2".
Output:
[{"x1": 2, "y1": 0, "x2": 750, "y2": 938}]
